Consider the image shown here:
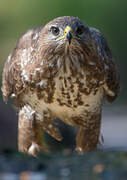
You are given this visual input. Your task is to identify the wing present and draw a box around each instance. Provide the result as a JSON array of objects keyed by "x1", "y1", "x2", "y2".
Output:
[
  {"x1": 90, "y1": 27, "x2": 120, "y2": 102},
  {"x1": 1, "y1": 27, "x2": 43, "y2": 102}
]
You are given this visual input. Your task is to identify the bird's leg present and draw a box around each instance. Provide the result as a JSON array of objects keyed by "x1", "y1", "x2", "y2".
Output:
[
  {"x1": 18, "y1": 105, "x2": 62, "y2": 156},
  {"x1": 38, "y1": 109, "x2": 62, "y2": 141},
  {"x1": 18, "y1": 105, "x2": 48, "y2": 156},
  {"x1": 75, "y1": 113, "x2": 101, "y2": 154}
]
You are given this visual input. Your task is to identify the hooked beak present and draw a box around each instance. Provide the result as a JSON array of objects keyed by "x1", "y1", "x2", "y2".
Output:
[
  {"x1": 56, "y1": 26, "x2": 73, "y2": 44},
  {"x1": 64, "y1": 26, "x2": 73, "y2": 44}
]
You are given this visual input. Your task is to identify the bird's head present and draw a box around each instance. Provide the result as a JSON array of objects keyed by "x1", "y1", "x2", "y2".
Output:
[{"x1": 40, "y1": 16, "x2": 92, "y2": 57}]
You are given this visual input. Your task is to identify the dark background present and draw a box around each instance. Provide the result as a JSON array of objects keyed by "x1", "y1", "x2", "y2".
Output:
[{"x1": 0, "y1": 0, "x2": 127, "y2": 151}]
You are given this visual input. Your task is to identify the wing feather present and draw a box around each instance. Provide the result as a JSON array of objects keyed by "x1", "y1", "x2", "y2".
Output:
[
  {"x1": 90, "y1": 27, "x2": 120, "y2": 102},
  {"x1": 1, "y1": 27, "x2": 43, "y2": 102}
]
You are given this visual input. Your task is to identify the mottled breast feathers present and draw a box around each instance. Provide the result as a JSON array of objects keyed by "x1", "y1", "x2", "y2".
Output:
[
  {"x1": 1, "y1": 16, "x2": 120, "y2": 156},
  {"x1": 1, "y1": 17, "x2": 119, "y2": 103}
]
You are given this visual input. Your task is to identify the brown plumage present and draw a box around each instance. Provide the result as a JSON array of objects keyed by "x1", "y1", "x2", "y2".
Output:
[{"x1": 1, "y1": 16, "x2": 120, "y2": 156}]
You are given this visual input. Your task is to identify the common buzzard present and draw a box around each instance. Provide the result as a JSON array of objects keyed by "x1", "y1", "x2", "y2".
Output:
[{"x1": 2, "y1": 16, "x2": 119, "y2": 156}]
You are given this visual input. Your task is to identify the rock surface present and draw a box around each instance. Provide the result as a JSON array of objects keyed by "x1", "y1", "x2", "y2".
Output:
[{"x1": 0, "y1": 150, "x2": 127, "y2": 180}]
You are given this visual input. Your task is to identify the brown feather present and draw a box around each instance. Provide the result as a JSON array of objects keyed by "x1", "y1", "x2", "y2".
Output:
[{"x1": 1, "y1": 16, "x2": 120, "y2": 156}]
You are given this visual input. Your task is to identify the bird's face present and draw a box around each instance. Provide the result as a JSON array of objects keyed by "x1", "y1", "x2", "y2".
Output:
[
  {"x1": 49, "y1": 22, "x2": 89, "y2": 45},
  {"x1": 41, "y1": 16, "x2": 91, "y2": 55}
]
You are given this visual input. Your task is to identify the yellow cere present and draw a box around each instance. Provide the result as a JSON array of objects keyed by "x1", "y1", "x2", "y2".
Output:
[
  {"x1": 56, "y1": 26, "x2": 73, "y2": 41},
  {"x1": 64, "y1": 26, "x2": 73, "y2": 35}
]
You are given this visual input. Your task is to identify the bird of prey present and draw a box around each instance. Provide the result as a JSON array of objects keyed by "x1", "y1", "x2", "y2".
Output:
[{"x1": 1, "y1": 16, "x2": 119, "y2": 156}]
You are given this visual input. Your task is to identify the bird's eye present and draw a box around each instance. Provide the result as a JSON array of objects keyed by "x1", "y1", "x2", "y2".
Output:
[
  {"x1": 76, "y1": 25, "x2": 85, "y2": 35},
  {"x1": 50, "y1": 26, "x2": 60, "y2": 36}
]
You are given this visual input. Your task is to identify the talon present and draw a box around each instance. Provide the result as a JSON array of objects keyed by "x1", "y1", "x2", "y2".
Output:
[
  {"x1": 43, "y1": 126, "x2": 63, "y2": 141},
  {"x1": 28, "y1": 142, "x2": 41, "y2": 157},
  {"x1": 103, "y1": 83, "x2": 115, "y2": 96},
  {"x1": 75, "y1": 147, "x2": 84, "y2": 155}
]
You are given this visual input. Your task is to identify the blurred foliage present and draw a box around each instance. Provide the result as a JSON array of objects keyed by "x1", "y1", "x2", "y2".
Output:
[{"x1": 0, "y1": 0, "x2": 127, "y2": 103}]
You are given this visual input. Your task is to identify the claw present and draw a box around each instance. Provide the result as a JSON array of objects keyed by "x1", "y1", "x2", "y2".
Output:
[{"x1": 43, "y1": 125, "x2": 63, "y2": 141}]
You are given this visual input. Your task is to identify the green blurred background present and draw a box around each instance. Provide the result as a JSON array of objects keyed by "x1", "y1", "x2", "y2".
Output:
[{"x1": 0, "y1": 0, "x2": 127, "y2": 151}]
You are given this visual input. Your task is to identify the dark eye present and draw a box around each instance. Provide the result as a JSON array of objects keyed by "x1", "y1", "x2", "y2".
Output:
[
  {"x1": 76, "y1": 25, "x2": 85, "y2": 35},
  {"x1": 50, "y1": 26, "x2": 60, "y2": 36}
]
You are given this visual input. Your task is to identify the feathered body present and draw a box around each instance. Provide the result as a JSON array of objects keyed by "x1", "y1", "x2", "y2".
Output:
[{"x1": 2, "y1": 16, "x2": 119, "y2": 156}]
